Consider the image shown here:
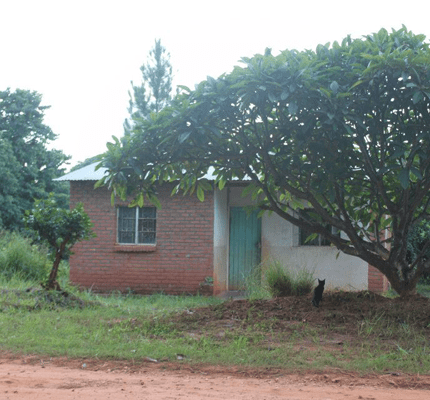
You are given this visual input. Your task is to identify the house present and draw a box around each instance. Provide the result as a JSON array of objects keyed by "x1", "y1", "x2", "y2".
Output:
[{"x1": 56, "y1": 163, "x2": 389, "y2": 295}]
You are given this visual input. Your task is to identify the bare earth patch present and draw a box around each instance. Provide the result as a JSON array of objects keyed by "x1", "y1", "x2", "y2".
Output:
[
  {"x1": 179, "y1": 290, "x2": 430, "y2": 331},
  {"x1": 0, "y1": 352, "x2": 429, "y2": 399}
]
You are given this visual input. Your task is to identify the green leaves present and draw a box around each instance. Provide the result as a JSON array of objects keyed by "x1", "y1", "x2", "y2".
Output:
[
  {"x1": 288, "y1": 101, "x2": 298, "y2": 114},
  {"x1": 129, "y1": 39, "x2": 173, "y2": 120},
  {"x1": 197, "y1": 186, "x2": 205, "y2": 202},
  {"x1": 0, "y1": 89, "x2": 69, "y2": 230},
  {"x1": 24, "y1": 194, "x2": 95, "y2": 289},
  {"x1": 412, "y1": 90, "x2": 423, "y2": 104},
  {"x1": 178, "y1": 131, "x2": 191, "y2": 143},
  {"x1": 330, "y1": 81, "x2": 340, "y2": 94},
  {"x1": 25, "y1": 194, "x2": 95, "y2": 250},
  {"x1": 397, "y1": 166, "x2": 424, "y2": 189},
  {"x1": 398, "y1": 169, "x2": 410, "y2": 189}
]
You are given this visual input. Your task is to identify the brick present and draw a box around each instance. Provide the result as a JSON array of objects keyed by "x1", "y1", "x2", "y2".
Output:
[
  {"x1": 367, "y1": 264, "x2": 389, "y2": 293},
  {"x1": 69, "y1": 181, "x2": 214, "y2": 295}
]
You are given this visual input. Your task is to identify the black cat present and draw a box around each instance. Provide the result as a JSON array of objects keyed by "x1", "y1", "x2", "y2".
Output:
[{"x1": 312, "y1": 279, "x2": 325, "y2": 307}]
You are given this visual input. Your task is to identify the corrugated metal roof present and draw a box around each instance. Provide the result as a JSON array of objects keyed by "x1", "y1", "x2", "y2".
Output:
[
  {"x1": 54, "y1": 162, "x2": 108, "y2": 181},
  {"x1": 55, "y1": 163, "x2": 247, "y2": 182}
]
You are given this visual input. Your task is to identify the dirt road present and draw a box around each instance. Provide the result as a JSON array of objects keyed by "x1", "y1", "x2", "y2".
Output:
[{"x1": 0, "y1": 354, "x2": 429, "y2": 400}]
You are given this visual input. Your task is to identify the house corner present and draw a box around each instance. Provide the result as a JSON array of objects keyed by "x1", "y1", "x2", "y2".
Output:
[{"x1": 368, "y1": 265, "x2": 390, "y2": 293}]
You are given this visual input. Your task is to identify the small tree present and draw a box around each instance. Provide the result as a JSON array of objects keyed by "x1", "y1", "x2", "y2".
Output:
[{"x1": 25, "y1": 195, "x2": 95, "y2": 290}]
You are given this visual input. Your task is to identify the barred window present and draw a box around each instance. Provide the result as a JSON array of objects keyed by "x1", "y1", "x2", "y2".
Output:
[
  {"x1": 117, "y1": 207, "x2": 156, "y2": 244},
  {"x1": 299, "y1": 209, "x2": 338, "y2": 246}
]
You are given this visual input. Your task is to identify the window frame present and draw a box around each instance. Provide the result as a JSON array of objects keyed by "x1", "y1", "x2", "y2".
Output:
[
  {"x1": 298, "y1": 209, "x2": 339, "y2": 247},
  {"x1": 117, "y1": 206, "x2": 157, "y2": 245}
]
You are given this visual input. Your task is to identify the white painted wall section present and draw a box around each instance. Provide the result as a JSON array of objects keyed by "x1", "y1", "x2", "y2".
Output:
[
  {"x1": 213, "y1": 188, "x2": 229, "y2": 293},
  {"x1": 261, "y1": 211, "x2": 368, "y2": 290}
]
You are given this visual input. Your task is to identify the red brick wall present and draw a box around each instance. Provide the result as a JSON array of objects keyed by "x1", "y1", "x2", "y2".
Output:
[
  {"x1": 69, "y1": 181, "x2": 214, "y2": 295},
  {"x1": 367, "y1": 265, "x2": 390, "y2": 293}
]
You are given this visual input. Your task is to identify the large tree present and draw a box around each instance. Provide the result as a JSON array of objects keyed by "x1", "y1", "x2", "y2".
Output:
[
  {"x1": 99, "y1": 27, "x2": 430, "y2": 298},
  {"x1": 0, "y1": 136, "x2": 21, "y2": 228},
  {"x1": 126, "y1": 38, "x2": 173, "y2": 124},
  {"x1": 0, "y1": 88, "x2": 69, "y2": 230}
]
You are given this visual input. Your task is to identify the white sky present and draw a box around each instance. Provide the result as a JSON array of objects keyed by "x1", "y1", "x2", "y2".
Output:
[{"x1": 2, "y1": 0, "x2": 430, "y2": 169}]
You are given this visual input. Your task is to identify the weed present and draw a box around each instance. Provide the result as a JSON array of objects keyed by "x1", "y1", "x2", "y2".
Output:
[
  {"x1": 358, "y1": 312, "x2": 386, "y2": 337},
  {"x1": 232, "y1": 335, "x2": 249, "y2": 350},
  {"x1": 242, "y1": 266, "x2": 272, "y2": 300},
  {"x1": 294, "y1": 268, "x2": 315, "y2": 295},
  {"x1": 0, "y1": 231, "x2": 50, "y2": 281},
  {"x1": 243, "y1": 260, "x2": 315, "y2": 298},
  {"x1": 266, "y1": 262, "x2": 293, "y2": 297}
]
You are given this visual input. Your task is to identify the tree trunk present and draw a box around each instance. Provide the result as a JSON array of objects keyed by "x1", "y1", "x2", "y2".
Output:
[
  {"x1": 45, "y1": 241, "x2": 68, "y2": 291},
  {"x1": 390, "y1": 279, "x2": 418, "y2": 299},
  {"x1": 380, "y1": 261, "x2": 419, "y2": 298},
  {"x1": 45, "y1": 252, "x2": 62, "y2": 290}
]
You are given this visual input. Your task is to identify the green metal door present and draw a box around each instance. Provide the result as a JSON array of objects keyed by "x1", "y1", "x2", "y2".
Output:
[{"x1": 229, "y1": 207, "x2": 261, "y2": 290}]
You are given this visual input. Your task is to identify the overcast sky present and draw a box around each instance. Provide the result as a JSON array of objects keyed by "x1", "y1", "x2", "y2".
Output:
[{"x1": 2, "y1": 0, "x2": 430, "y2": 169}]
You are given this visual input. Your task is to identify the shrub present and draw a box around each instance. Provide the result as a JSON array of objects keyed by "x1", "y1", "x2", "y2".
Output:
[
  {"x1": 294, "y1": 268, "x2": 315, "y2": 296},
  {"x1": 265, "y1": 261, "x2": 294, "y2": 297},
  {"x1": 24, "y1": 194, "x2": 95, "y2": 290},
  {"x1": 244, "y1": 260, "x2": 315, "y2": 299},
  {"x1": 406, "y1": 220, "x2": 430, "y2": 283},
  {"x1": 0, "y1": 231, "x2": 50, "y2": 281},
  {"x1": 241, "y1": 266, "x2": 271, "y2": 300}
]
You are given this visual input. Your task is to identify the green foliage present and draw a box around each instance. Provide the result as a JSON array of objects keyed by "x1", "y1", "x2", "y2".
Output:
[
  {"x1": 25, "y1": 195, "x2": 95, "y2": 254},
  {"x1": 100, "y1": 27, "x2": 430, "y2": 297},
  {"x1": 69, "y1": 155, "x2": 102, "y2": 172},
  {"x1": 127, "y1": 39, "x2": 173, "y2": 122},
  {"x1": 265, "y1": 262, "x2": 293, "y2": 297},
  {"x1": 264, "y1": 261, "x2": 314, "y2": 297},
  {"x1": 0, "y1": 231, "x2": 50, "y2": 281},
  {"x1": 407, "y1": 221, "x2": 430, "y2": 260},
  {"x1": 0, "y1": 89, "x2": 69, "y2": 230},
  {"x1": 407, "y1": 220, "x2": 430, "y2": 283},
  {"x1": 294, "y1": 268, "x2": 316, "y2": 296},
  {"x1": 244, "y1": 260, "x2": 314, "y2": 298},
  {"x1": 24, "y1": 194, "x2": 95, "y2": 289},
  {"x1": 0, "y1": 139, "x2": 21, "y2": 228}
]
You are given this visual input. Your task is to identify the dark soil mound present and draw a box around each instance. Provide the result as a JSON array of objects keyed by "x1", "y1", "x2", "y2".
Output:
[{"x1": 173, "y1": 291, "x2": 430, "y2": 334}]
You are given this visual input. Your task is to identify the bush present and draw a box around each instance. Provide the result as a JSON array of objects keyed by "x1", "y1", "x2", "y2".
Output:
[
  {"x1": 294, "y1": 268, "x2": 315, "y2": 296},
  {"x1": 265, "y1": 261, "x2": 294, "y2": 297},
  {"x1": 406, "y1": 220, "x2": 430, "y2": 283},
  {"x1": 24, "y1": 195, "x2": 95, "y2": 290},
  {"x1": 244, "y1": 260, "x2": 315, "y2": 299},
  {"x1": 0, "y1": 231, "x2": 50, "y2": 281}
]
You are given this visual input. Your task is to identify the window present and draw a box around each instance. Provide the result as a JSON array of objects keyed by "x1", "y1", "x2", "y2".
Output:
[
  {"x1": 299, "y1": 209, "x2": 338, "y2": 246},
  {"x1": 117, "y1": 207, "x2": 156, "y2": 244}
]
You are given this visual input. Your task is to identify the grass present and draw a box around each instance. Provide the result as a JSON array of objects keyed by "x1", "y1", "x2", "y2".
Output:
[
  {"x1": 0, "y1": 231, "x2": 51, "y2": 281},
  {"x1": 417, "y1": 283, "x2": 430, "y2": 298},
  {"x1": 0, "y1": 275, "x2": 430, "y2": 374},
  {"x1": 1, "y1": 231, "x2": 429, "y2": 374},
  {"x1": 0, "y1": 282, "x2": 223, "y2": 361},
  {"x1": 384, "y1": 282, "x2": 430, "y2": 298},
  {"x1": 242, "y1": 260, "x2": 315, "y2": 300}
]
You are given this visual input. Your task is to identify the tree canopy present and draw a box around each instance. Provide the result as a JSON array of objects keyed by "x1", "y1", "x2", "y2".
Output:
[
  {"x1": 126, "y1": 38, "x2": 173, "y2": 123},
  {"x1": 0, "y1": 88, "x2": 69, "y2": 230},
  {"x1": 99, "y1": 27, "x2": 430, "y2": 297}
]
